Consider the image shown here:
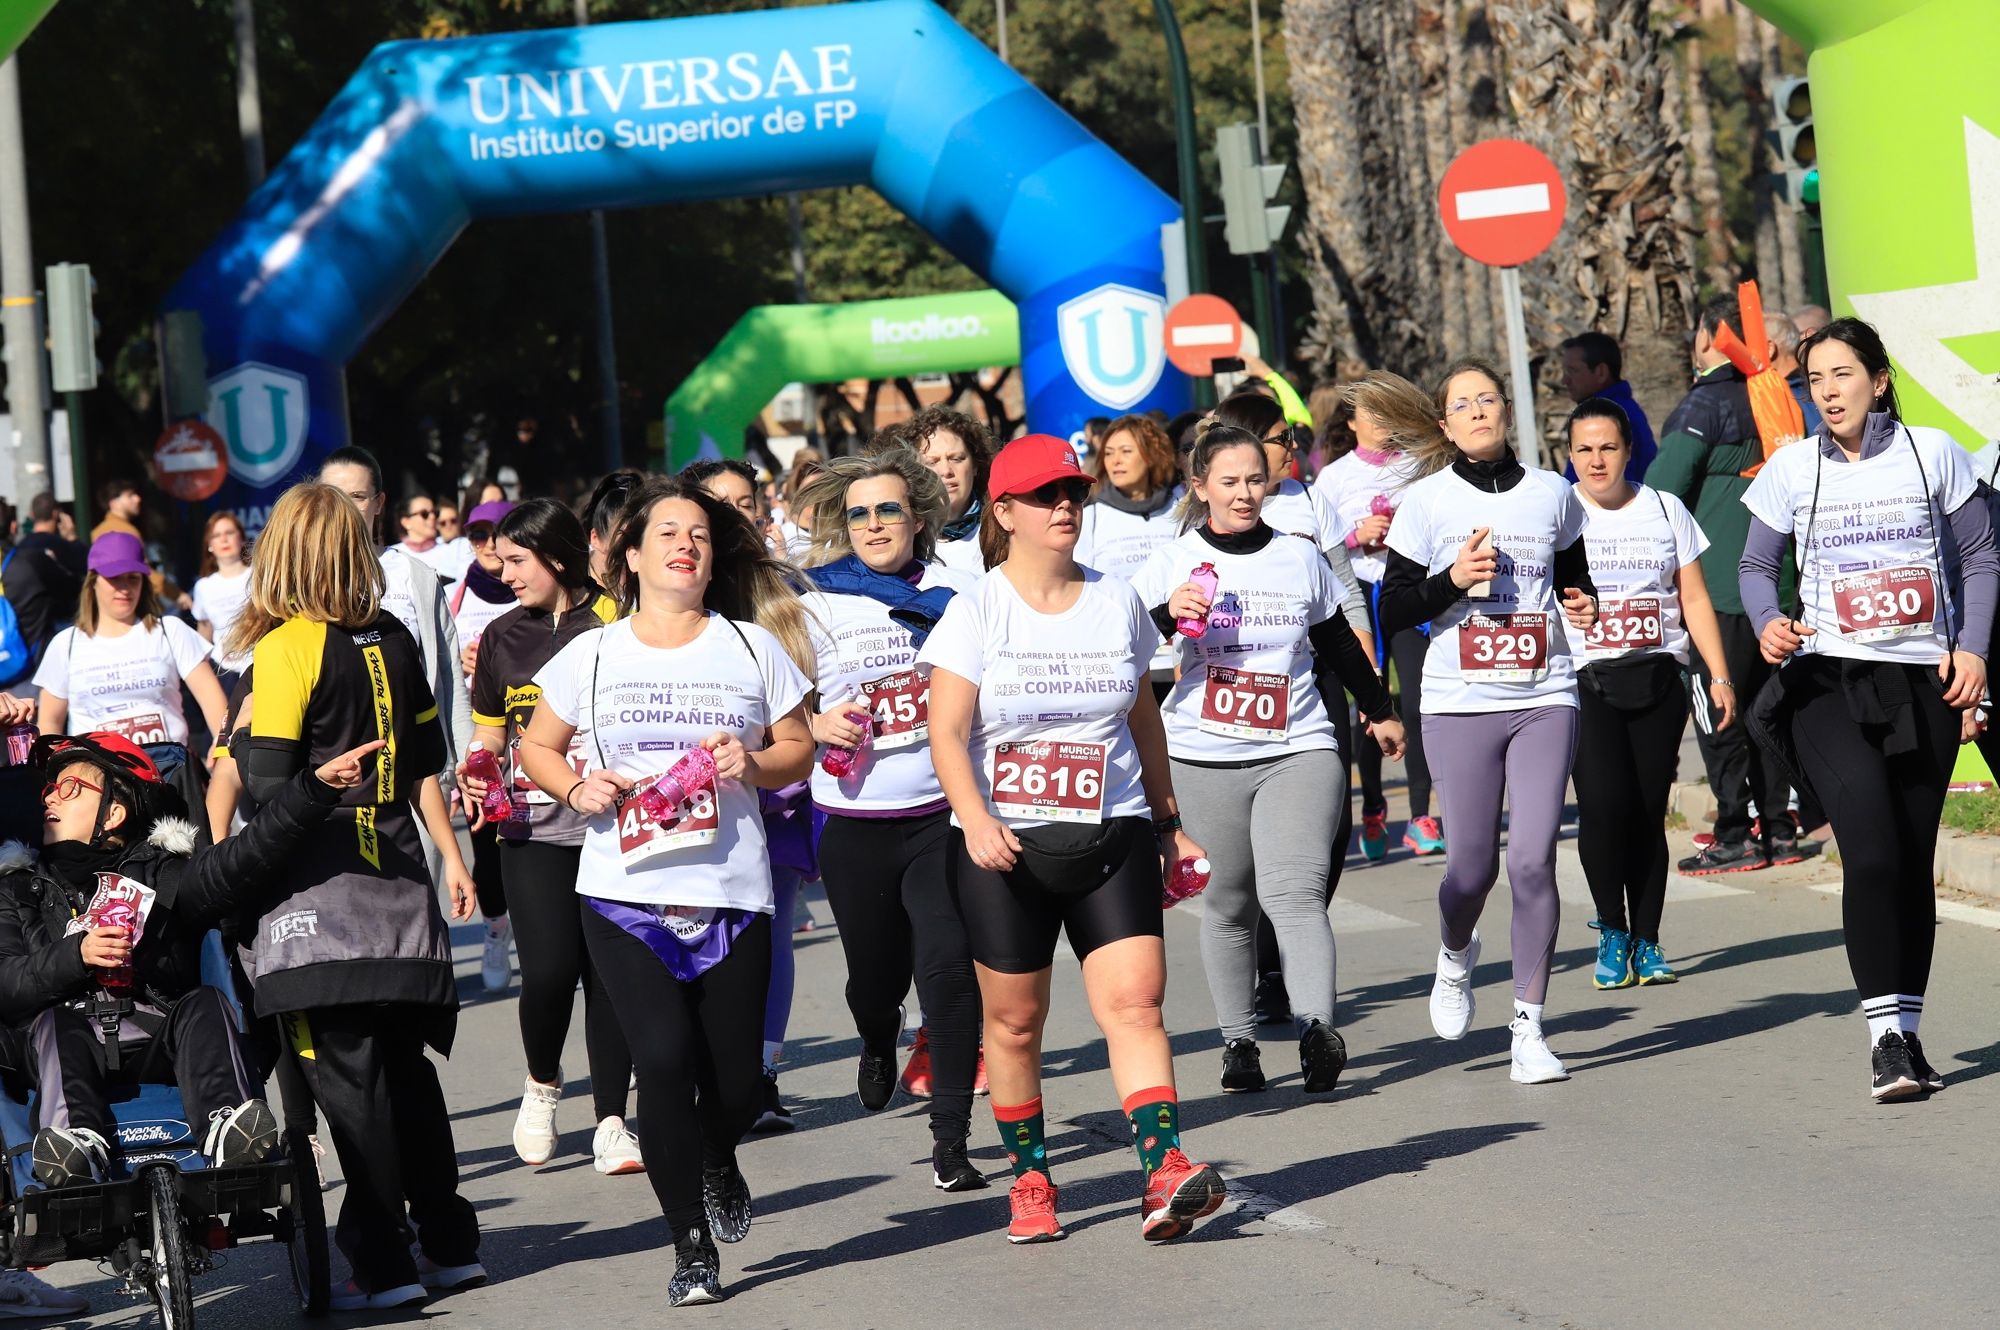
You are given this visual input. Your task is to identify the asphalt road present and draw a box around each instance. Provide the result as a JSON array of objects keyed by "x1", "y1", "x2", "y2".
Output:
[{"x1": 37, "y1": 804, "x2": 2000, "y2": 1330}]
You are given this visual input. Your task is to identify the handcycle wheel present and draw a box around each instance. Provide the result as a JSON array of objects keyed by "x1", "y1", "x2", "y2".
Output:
[
  {"x1": 283, "y1": 1127, "x2": 330, "y2": 1318},
  {"x1": 143, "y1": 1166, "x2": 196, "y2": 1330}
]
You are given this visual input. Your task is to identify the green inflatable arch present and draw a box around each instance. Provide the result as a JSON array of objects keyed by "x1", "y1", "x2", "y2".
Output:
[
  {"x1": 1747, "y1": 0, "x2": 2000, "y2": 446},
  {"x1": 664, "y1": 289, "x2": 1019, "y2": 466}
]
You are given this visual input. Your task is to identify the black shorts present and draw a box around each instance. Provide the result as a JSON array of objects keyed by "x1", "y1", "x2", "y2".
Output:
[{"x1": 948, "y1": 817, "x2": 1164, "y2": 974}]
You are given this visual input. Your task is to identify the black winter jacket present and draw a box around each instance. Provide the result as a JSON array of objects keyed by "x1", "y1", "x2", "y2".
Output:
[{"x1": 0, "y1": 771, "x2": 341, "y2": 1027}]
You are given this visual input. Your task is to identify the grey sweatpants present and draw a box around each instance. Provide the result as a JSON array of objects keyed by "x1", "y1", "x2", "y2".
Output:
[
  {"x1": 1428, "y1": 705, "x2": 1578, "y2": 1005},
  {"x1": 1174, "y1": 749, "x2": 1344, "y2": 1043}
]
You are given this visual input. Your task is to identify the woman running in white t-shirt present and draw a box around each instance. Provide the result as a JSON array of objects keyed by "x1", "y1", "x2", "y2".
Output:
[
  {"x1": 919, "y1": 435, "x2": 1225, "y2": 1248},
  {"x1": 1074, "y1": 415, "x2": 1183, "y2": 696},
  {"x1": 190, "y1": 510, "x2": 254, "y2": 689},
  {"x1": 1378, "y1": 358, "x2": 1598, "y2": 1086}
]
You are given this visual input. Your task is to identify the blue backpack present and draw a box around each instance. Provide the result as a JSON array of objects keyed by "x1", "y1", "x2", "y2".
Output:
[{"x1": 0, "y1": 550, "x2": 34, "y2": 687}]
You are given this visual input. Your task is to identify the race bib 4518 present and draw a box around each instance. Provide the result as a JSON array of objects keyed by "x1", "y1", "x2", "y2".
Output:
[{"x1": 617, "y1": 774, "x2": 720, "y2": 866}]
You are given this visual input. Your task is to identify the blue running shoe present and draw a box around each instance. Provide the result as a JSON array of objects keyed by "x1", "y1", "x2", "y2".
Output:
[
  {"x1": 1590, "y1": 920, "x2": 1635, "y2": 990},
  {"x1": 1632, "y1": 938, "x2": 1678, "y2": 985},
  {"x1": 1402, "y1": 815, "x2": 1446, "y2": 856}
]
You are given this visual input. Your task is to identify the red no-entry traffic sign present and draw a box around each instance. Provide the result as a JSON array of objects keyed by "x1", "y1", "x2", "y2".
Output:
[
  {"x1": 154, "y1": 420, "x2": 229, "y2": 502},
  {"x1": 1163, "y1": 294, "x2": 1245, "y2": 376},
  {"x1": 1438, "y1": 139, "x2": 1567, "y2": 268}
]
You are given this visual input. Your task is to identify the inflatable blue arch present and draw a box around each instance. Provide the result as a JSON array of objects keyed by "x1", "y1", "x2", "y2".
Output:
[{"x1": 165, "y1": 0, "x2": 1187, "y2": 514}]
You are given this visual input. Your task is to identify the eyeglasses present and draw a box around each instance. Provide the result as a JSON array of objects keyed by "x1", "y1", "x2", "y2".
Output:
[
  {"x1": 1013, "y1": 479, "x2": 1092, "y2": 507},
  {"x1": 42, "y1": 774, "x2": 103, "y2": 804},
  {"x1": 1445, "y1": 393, "x2": 1505, "y2": 417},
  {"x1": 844, "y1": 502, "x2": 908, "y2": 528},
  {"x1": 467, "y1": 525, "x2": 498, "y2": 545},
  {"x1": 407, "y1": 507, "x2": 436, "y2": 519}
]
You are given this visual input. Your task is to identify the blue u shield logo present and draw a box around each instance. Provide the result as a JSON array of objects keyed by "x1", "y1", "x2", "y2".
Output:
[
  {"x1": 205, "y1": 362, "x2": 310, "y2": 487},
  {"x1": 1058, "y1": 284, "x2": 1167, "y2": 412}
]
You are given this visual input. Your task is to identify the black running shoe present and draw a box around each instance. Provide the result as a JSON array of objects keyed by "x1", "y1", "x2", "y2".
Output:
[
  {"x1": 1904, "y1": 1032, "x2": 1946, "y2": 1092},
  {"x1": 856, "y1": 1046, "x2": 897, "y2": 1111},
  {"x1": 702, "y1": 1158, "x2": 753, "y2": 1243},
  {"x1": 1677, "y1": 839, "x2": 1770, "y2": 876},
  {"x1": 1220, "y1": 1038, "x2": 1266, "y2": 1092},
  {"x1": 31, "y1": 1126, "x2": 109, "y2": 1189},
  {"x1": 1299, "y1": 1020, "x2": 1348, "y2": 1094},
  {"x1": 931, "y1": 1138, "x2": 989, "y2": 1193},
  {"x1": 748, "y1": 1071, "x2": 795, "y2": 1135},
  {"x1": 1252, "y1": 971, "x2": 1292, "y2": 1026},
  {"x1": 668, "y1": 1226, "x2": 723, "y2": 1307},
  {"x1": 1871, "y1": 1030, "x2": 1922, "y2": 1102},
  {"x1": 1765, "y1": 833, "x2": 1823, "y2": 867}
]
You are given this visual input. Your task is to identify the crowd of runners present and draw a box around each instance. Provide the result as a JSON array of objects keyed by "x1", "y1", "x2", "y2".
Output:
[{"x1": 0, "y1": 302, "x2": 1986, "y2": 1311}]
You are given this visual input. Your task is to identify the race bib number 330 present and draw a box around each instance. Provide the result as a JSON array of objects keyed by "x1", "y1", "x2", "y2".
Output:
[
  {"x1": 1457, "y1": 612, "x2": 1550, "y2": 683},
  {"x1": 992, "y1": 740, "x2": 1107, "y2": 824},
  {"x1": 1832, "y1": 566, "x2": 1936, "y2": 643}
]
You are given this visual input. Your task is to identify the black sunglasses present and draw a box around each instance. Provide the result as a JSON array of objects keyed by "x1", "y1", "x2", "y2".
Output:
[{"x1": 1013, "y1": 478, "x2": 1091, "y2": 507}]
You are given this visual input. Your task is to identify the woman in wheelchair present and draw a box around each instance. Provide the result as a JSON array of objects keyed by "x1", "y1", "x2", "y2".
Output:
[{"x1": 0, "y1": 731, "x2": 383, "y2": 1188}]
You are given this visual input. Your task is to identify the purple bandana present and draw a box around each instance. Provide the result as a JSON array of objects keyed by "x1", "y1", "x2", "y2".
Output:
[{"x1": 585, "y1": 896, "x2": 757, "y2": 981}]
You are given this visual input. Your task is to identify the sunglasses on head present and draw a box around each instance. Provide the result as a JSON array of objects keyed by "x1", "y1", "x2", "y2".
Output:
[
  {"x1": 844, "y1": 501, "x2": 908, "y2": 528},
  {"x1": 1012, "y1": 478, "x2": 1091, "y2": 507}
]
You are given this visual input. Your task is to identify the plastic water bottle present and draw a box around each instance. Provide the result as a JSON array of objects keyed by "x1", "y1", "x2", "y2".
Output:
[
  {"x1": 822, "y1": 713, "x2": 874, "y2": 777},
  {"x1": 463, "y1": 742, "x2": 513, "y2": 823},
  {"x1": 4, "y1": 723, "x2": 34, "y2": 767},
  {"x1": 638, "y1": 747, "x2": 718, "y2": 822},
  {"x1": 1177, "y1": 563, "x2": 1220, "y2": 639},
  {"x1": 1162, "y1": 856, "x2": 1212, "y2": 908},
  {"x1": 1370, "y1": 493, "x2": 1397, "y2": 518}
]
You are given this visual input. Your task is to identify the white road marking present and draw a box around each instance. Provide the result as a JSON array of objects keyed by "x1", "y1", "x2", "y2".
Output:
[
  {"x1": 1453, "y1": 182, "x2": 1552, "y2": 221},
  {"x1": 1169, "y1": 892, "x2": 1418, "y2": 933},
  {"x1": 1554, "y1": 858, "x2": 1750, "y2": 911},
  {"x1": 1810, "y1": 882, "x2": 2000, "y2": 932}
]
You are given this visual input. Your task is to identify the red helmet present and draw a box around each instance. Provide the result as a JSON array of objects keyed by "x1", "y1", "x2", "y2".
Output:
[{"x1": 33, "y1": 732, "x2": 163, "y2": 785}]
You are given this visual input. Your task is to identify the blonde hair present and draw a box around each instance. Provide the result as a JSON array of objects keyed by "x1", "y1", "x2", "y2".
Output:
[
  {"x1": 1343, "y1": 371, "x2": 1445, "y2": 458},
  {"x1": 225, "y1": 483, "x2": 386, "y2": 659},
  {"x1": 798, "y1": 448, "x2": 950, "y2": 568},
  {"x1": 1407, "y1": 356, "x2": 1510, "y2": 480},
  {"x1": 75, "y1": 569, "x2": 162, "y2": 637}
]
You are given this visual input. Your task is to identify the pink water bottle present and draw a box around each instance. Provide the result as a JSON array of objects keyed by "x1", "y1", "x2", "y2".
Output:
[
  {"x1": 463, "y1": 742, "x2": 513, "y2": 822},
  {"x1": 1370, "y1": 493, "x2": 1396, "y2": 518},
  {"x1": 822, "y1": 713, "x2": 874, "y2": 777},
  {"x1": 1162, "y1": 856, "x2": 1212, "y2": 908},
  {"x1": 4, "y1": 723, "x2": 34, "y2": 767},
  {"x1": 1177, "y1": 563, "x2": 1220, "y2": 638},
  {"x1": 638, "y1": 747, "x2": 718, "y2": 822}
]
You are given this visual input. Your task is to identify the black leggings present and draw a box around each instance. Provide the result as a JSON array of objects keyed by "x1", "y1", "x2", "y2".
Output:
[
  {"x1": 501, "y1": 840, "x2": 631, "y2": 1121},
  {"x1": 1355, "y1": 592, "x2": 1433, "y2": 819},
  {"x1": 582, "y1": 906, "x2": 770, "y2": 1239},
  {"x1": 819, "y1": 810, "x2": 979, "y2": 1142},
  {"x1": 1573, "y1": 662, "x2": 1688, "y2": 942},
  {"x1": 471, "y1": 820, "x2": 505, "y2": 920},
  {"x1": 1786, "y1": 658, "x2": 1955, "y2": 1000},
  {"x1": 949, "y1": 817, "x2": 1163, "y2": 974}
]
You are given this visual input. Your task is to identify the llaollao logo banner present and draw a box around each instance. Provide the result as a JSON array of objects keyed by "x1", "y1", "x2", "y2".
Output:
[{"x1": 1058, "y1": 284, "x2": 1166, "y2": 413}]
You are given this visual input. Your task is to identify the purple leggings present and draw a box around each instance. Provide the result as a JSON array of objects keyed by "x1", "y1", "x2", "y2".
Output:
[{"x1": 1427, "y1": 705, "x2": 1578, "y2": 1004}]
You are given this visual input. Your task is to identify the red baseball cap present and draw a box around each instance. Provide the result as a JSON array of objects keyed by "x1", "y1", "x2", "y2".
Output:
[{"x1": 986, "y1": 434, "x2": 1098, "y2": 501}]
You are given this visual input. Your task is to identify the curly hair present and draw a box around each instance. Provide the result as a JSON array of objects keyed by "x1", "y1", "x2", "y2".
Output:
[{"x1": 1097, "y1": 414, "x2": 1180, "y2": 496}]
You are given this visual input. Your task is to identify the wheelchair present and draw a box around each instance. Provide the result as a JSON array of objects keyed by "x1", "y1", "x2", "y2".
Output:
[{"x1": 0, "y1": 934, "x2": 329, "y2": 1327}]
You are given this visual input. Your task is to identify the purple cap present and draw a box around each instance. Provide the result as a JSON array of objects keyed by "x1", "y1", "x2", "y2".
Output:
[
  {"x1": 465, "y1": 500, "x2": 515, "y2": 530},
  {"x1": 87, "y1": 532, "x2": 151, "y2": 580}
]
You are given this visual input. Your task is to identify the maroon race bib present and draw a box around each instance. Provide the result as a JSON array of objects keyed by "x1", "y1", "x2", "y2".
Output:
[
  {"x1": 991, "y1": 740, "x2": 1107, "y2": 824},
  {"x1": 1582, "y1": 597, "x2": 1664, "y2": 656},
  {"x1": 1199, "y1": 665, "x2": 1289, "y2": 742},
  {"x1": 616, "y1": 774, "x2": 720, "y2": 866},
  {"x1": 99, "y1": 712, "x2": 170, "y2": 746},
  {"x1": 859, "y1": 670, "x2": 929, "y2": 751},
  {"x1": 1831, "y1": 567, "x2": 1936, "y2": 643},
  {"x1": 1457, "y1": 613, "x2": 1550, "y2": 683}
]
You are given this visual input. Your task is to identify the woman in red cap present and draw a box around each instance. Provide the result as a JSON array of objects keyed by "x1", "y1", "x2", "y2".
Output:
[
  {"x1": 33, "y1": 532, "x2": 229, "y2": 780},
  {"x1": 919, "y1": 434, "x2": 1225, "y2": 1247}
]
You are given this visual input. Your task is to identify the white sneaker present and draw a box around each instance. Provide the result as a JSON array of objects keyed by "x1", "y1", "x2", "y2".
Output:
[
  {"x1": 1509, "y1": 1015, "x2": 1570, "y2": 1084},
  {"x1": 0, "y1": 1267, "x2": 90, "y2": 1316},
  {"x1": 1428, "y1": 931, "x2": 1480, "y2": 1040},
  {"x1": 513, "y1": 1074, "x2": 561, "y2": 1165},
  {"x1": 592, "y1": 1116, "x2": 645, "y2": 1176},
  {"x1": 330, "y1": 1280, "x2": 428, "y2": 1312},
  {"x1": 481, "y1": 916, "x2": 514, "y2": 993}
]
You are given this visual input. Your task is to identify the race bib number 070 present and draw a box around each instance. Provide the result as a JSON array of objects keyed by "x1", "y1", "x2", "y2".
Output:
[
  {"x1": 992, "y1": 740, "x2": 1107, "y2": 824},
  {"x1": 1457, "y1": 612, "x2": 1550, "y2": 683},
  {"x1": 1198, "y1": 666, "x2": 1289, "y2": 742}
]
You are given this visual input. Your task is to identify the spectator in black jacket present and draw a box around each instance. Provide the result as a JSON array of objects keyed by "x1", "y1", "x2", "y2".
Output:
[{"x1": 3, "y1": 494, "x2": 84, "y2": 689}]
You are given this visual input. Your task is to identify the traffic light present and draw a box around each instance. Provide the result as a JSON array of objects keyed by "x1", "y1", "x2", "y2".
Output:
[
  {"x1": 1772, "y1": 76, "x2": 1815, "y2": 209},
  {"x1": 1215, "y1": 123, "x2": 1290, "y2": 256},
  {"x1": 45, "y1": 262, "x2": 98, "y2": 393}
]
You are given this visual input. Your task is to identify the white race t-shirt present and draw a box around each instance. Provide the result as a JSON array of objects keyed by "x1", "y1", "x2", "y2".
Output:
[
  {"x1": 1134, "y1": 529, "x2": 1343, "y2": 762},
  {"x1": 1575, "y1": 485, "x2": 1709, "y2": 666},
  {"x1": 190, "y1": 568, "x2": 253, "y2": 672},
  {"x1": 397, "y1": 540, "x2": 470, "y2": 582},
  {"x1": 1313, "y1": 450, "x2": 1419, "y2": 584},
  {"x1": 533, "y1": 614, "x2": 811, "y2": 911},
  {"x1": 1076, "y1": 494, "x2": 1184, "y2": 675},
  {"x1": 1968, "y1": 439, "x2": 2000, "y2": 488},
  {"x1": 33, "y1": 619, "x2": 211, "y2": 746},
  {"x1": 915, "y1": 569, "x2": 1155, "y2": 830},
  {"x1": 931, "y1": 536, "x2": 987, "y2": 579},
  {"x1": 1260, "y1": 480, "x2": 1370, "y2": 634},
  {"x1": 450, "y1": 578, "x2": 516, "y2": 659},
  {"x1": 804, "y1": 562, "x2": 979, "y2": 812},
  {"x1": 1385, "y1": 464, "x2": 1588, "y2": 713},
  {"x1": 376, "y1": 547, "x2": 426, "y2": 643},
  {"x1": 1743, "y1": 424, "x2": 1974, "y2": 665}
]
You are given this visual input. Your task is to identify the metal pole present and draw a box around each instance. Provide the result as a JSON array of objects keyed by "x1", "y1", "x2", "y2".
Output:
[
  {"x1": 995, "y1": 0, "x2": 1009, "y2": 63},
  {"x1": 232, "y1": 0, "x2": 266, "y2": 190},
  {"x1": 574, "y1": 0, "x2": 621, "y2": 472},
  {"x1": 1250, "y1": 0, "x2": 1269, "y2": 147},
  {"x1": 0, "y1": 55, "x2": 48, "y2": 506},
  {"x1": 1498, "y1": 266, "x2": 1540, "y2": 470},
  {"x1": 1249, "y1": 252, "x2": 1277, "y2": 367},
  {"x1": 786, "y1": 193, "x2": 808, "y2": 304},
  {"x1": 65, "y1": 389, "x2": 86, "y2": 531},
  {"x1": 1152, "y1": 0, "x2": 1206, "y2": 299}
]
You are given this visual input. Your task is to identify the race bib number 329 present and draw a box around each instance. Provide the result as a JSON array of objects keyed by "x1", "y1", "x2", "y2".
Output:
[
  {"x1": 992, "y1": 740, "x2": 1107, "y2": 824},
  {"x1": 1457, "y1": 612, "x2": 1550, "y2": 683}
]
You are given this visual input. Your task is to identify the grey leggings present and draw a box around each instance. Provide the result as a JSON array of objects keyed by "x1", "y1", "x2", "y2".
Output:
[
  {"x1": 1428, "y1": 706, "x2": 1578, "y2": 1005},
  {"x1": 1174, "y1": 749, "x2": 1344, "y2": 1042}
]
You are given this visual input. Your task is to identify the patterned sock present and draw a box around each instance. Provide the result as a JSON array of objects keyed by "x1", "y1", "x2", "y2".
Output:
[
  {"x1": 1121, "y1": 1086, "x2": 1180, "y2": 1177},
  {"x1": 1896, "y1": 994, "x2": 1924, "y2": 1036},
  {"x1": 993, "y1": 1098, "x2": 1047, "y2": 1179},
  {"x1": 1862, "y1": 995, "x2": 1899, "y2": 1045}
]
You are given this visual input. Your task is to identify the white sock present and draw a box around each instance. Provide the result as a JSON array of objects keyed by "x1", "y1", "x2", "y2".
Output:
[
  {"x1": 763, "y1": 1040, "x2": 784, "y2": 1069},
  {"x1": 1896, "y1": 994, "x2": 1924, "y2": 1036},
  {"x1": 1862, "y1": 995, "x2": 1899, "y2": 1045},
  {"x1": 1513, "y1": 1001, "x2": 1544, "y2": 1028},
  {"x1": 1439, "y1": 943, "x2": 1471, "y2": 977}
]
